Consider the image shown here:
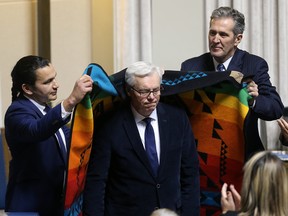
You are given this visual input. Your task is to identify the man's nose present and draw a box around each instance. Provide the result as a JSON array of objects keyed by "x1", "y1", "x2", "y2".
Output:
[
  {"x1": 147, "y1": 91, "x2": 156, "y2": 99},
  {"x1": 212, "y1": 34, "x2": 221, "y2": 43},
  {"x1": 53, "y1": 80, "x2": 59, "y2": 88}
]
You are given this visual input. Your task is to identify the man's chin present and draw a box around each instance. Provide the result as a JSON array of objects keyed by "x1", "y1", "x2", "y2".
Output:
[
  {"x1": 211, "y1": 52, "x2": 225, "y2": 62},
  {"x1": 49, "y1": 96, "x2": 57, "y2": 101},
  {"x1": 210, "y1": 49, "x2": 222, "y2": 56},
  {"x1": 145, "y1": 105, "x2": 156, "y2": 112}
]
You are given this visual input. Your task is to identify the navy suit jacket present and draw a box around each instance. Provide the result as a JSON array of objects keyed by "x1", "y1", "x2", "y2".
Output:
[
  {"x1": 181, "y1": 48, "x2": 283, "y2": 159},
  {"x1": 83, "y1": 102, "x2": 200, "y2": 216},
  {"x1": 4, "y1": 95, "x2": 70, "y2": 216}
]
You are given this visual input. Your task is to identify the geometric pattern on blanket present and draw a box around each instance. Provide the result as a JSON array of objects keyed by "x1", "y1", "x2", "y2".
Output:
[
  {"x1": 177, "y1": 83, "x2": 250, "y2": 215},
  {"x1": 63, "y1": 64, "x2": 249, "y2": 216}
]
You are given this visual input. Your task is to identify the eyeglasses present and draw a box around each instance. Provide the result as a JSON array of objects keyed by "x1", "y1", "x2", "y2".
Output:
[{"x1": 130, "y1": 86, "x2": 163, "y2": 97}]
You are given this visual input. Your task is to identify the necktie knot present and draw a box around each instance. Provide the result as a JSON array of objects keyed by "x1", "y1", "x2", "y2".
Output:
[
  {"x1": 143, "y1": 117, "x2": 152, "y2": 125},
  {"x1": 217, "y1": 63, "x2": 225, "y2": 72},
  {"x1": 44, "y1": 105, "x2": 51, "y2": 113}
]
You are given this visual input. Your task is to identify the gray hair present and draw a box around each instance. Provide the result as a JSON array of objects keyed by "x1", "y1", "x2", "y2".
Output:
[
  {"x1": 150, "y1": 208, "x2": 179, "y2": 216},
  {"x1": 210, "y1": 6, "x2": 245, "y2": 35},
  {"x1": 125, "y1": 61, "x2": 164, "y2": 87}
]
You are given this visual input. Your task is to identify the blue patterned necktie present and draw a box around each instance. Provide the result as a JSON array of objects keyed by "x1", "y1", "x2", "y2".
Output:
[
  {"x1": 217, "y1": 63, "x2": 225, "y2": 72},
  {"x1": 44, "y1": 105, "x2": 67, "y2": 163},
  {"x1": 143, "y1": 117, "x2": 158, "y2": 176}
]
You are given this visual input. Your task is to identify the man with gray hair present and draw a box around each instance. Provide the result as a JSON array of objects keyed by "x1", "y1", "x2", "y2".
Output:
[
  {"x1": 83, "y1": 61, "x2": 200, "y2": 216},
  {"x1": 181, "y1": 6, "x2": 283, "y2": 215}
]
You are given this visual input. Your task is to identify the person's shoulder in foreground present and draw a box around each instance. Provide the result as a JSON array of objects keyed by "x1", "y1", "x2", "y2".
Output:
[{"x1": 221, "y1": 150, "x2": 288, "y2": 216}]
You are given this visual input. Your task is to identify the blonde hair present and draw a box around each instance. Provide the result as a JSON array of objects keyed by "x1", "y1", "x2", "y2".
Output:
[
  {"x1": 239, "y1": 151, "x2": 288, "y2": 216},
  {"x1": 150, "y1": 208, "x2": 179, "y2": 216}
]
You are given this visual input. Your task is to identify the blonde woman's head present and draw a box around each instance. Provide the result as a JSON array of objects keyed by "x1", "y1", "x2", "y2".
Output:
[{"x1": 240, "y1": 151, "x2": 288, "y2": 216}]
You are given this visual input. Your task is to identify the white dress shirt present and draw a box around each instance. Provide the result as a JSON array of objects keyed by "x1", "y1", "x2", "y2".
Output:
[{"x1": 131, "y1": 106, "x2": 161, "y2": 164}]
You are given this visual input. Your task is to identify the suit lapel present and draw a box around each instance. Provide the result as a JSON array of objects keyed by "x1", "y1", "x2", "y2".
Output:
[
  {"x1": 19, "y1": 96, "x2": 44, "y2": 118},
  {"x1": 205, "y1": 49, "x2": 246, "y2": 73},
  {"x1": 122, "y1": 108, "x2": 156, "y2": 177},
  {"x1": 193, "y1": 53, "x2": 215, "y2": 71},
  {"x1": 227, "y1": 48, "x2": 245, "y2": 72},
  {"x1": 156, "y1": 103, "x2": 169, "y2": 177},
  {"x1": 20, "y1": 96, "x2": 69, "y2": 165},
  {"x1": 204, "y1": 55, "x2": 216, "y2": 71}
]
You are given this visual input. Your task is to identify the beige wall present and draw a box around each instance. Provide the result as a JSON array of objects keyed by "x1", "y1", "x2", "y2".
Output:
[
  {"x1": 152, "y1": 0, "x2": 205, "y2": 70},
  {"x1": 49, "y1": 0, "x2": 93, "y2": 104},
  {"x1": 0, "y1": 0, "x2": 95, "y2": 127},
  {"x1": 0, "y1": 0, "x2": 204, "y2": 127},
  {"x1": 0, "y1": 0, "x2": 38, "y2": 127},
  {"x1": 91, "y1": 0, "x2": 114, "y2": 74}
]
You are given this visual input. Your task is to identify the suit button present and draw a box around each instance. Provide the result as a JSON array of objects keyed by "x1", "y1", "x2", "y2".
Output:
[
  {"x1": 156, "y1": 184, "x2": 160, "y2": 188},
  {"x1": 154, "y1": 207, "x2": 159, "y2": 210}
]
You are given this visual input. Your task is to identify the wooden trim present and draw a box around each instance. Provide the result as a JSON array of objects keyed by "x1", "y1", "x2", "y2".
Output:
[
  {"x1": 37, "y1": 0, "x2": 51, "y2": 59},
  {"x1": 1, "y1": 128, "x2": 11, "y2": 182}
]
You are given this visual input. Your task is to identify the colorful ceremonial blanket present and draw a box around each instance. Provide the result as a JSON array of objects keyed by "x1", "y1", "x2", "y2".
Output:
[
  {"x1": 64, "y1": 64, "x2": 120, "y2": 216},
  {"x1": 63, "y1": 64, "x2": 250, "y2": 216},
  {"x1": 161, "y1": 71, "x2": 250, "y2": 215}
]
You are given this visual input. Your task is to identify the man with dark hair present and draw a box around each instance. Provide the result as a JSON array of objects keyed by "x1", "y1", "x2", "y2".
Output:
[{"x1": 5, "y1": 55, "x2": 93, "y2": 216}]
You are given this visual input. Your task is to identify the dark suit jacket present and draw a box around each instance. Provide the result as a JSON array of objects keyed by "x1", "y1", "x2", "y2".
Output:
[
  {"x1": 181, "y1": 48, "x2": 283, "y2": 159},
  {"x1": 4, "y1": 95, "x2": 70, "y2": 216},
  {"x1": 83, "y1": 102, "x2": 200, "y2": 216}
]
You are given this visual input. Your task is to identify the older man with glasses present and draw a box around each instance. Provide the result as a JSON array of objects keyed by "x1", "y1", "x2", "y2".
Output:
[{"x1": 83, "y1": 61, "x2": 200, "y2": 216}]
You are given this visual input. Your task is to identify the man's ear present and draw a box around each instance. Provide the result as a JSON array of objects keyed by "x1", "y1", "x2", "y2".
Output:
[
  {"x1": 22, "y1": 83, "x2": 33, "y2": 95},
  {"x1": 235, "y1": 34, "x2": 243, "y2": 46}
]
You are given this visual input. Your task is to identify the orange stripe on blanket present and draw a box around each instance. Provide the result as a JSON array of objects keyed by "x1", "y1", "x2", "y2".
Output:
[
  {"x1": 190, "y1": 113, "x2": 245, "y2": 161},
  {"x1": 69, "y1": 131, "x2": 93, "y2": 169},
  {"x1": 64, "y1": 167, "x2": 87, "y2": 208},
  {"x1": 74, "y1": 105, "x2": 93, "y2": 119},
  {"x1": 71, "y1": 117, "x2": 93, "y2": 133}
]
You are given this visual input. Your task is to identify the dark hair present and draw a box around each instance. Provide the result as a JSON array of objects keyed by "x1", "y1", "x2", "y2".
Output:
[
  {"x1": 11, "y1": 55, "x2": 50, "y2": 101},
  {"x1": 210, "y1": 6, "x2": 245, "y2": 35}
]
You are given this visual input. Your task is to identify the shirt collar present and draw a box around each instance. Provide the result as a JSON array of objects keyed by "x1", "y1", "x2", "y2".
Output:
[
  {"x1": 213, "y1": 56, "x2": 233, "y2": 71},
  {"x1": 130, "y1": 105, "x2": 157, "y2": 123},
  {"x1": 24, "y1": 95, "x2": 46, "y2": 113}
]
